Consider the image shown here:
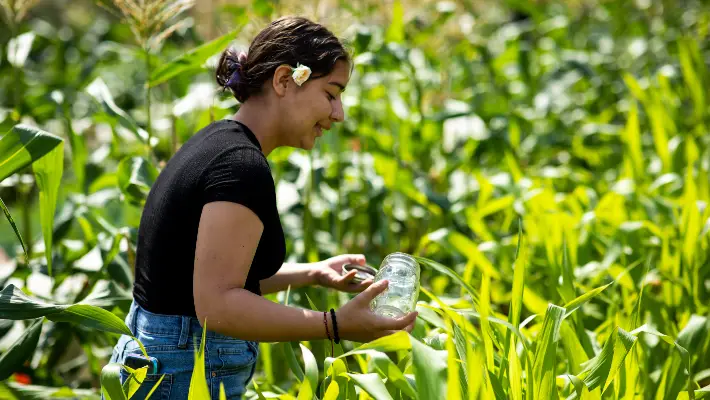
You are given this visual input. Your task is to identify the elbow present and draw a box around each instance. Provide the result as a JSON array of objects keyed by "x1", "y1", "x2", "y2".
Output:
[
  {"x1": 194, "y1": 294, "x2": 212, "y2": 329},
  {"x1": 193, "y1": 285, "x2": 246, "y2": 331}
]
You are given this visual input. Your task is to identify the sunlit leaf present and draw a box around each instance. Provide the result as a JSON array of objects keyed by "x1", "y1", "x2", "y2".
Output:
[
  {"x1": 32, "y1": 141, "x2": 64, "y2": 275},
  {"x1": 149, "y1": 28, "x2": 242, "y2": 87},
  {"x1": 0, "y1": 124, "x2": 63, "y2": 183}
]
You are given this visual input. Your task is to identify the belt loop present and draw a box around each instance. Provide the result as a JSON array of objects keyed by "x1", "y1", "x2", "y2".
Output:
[{"x1": 178, "y1": 316, "x2": 190, "y2": 349}]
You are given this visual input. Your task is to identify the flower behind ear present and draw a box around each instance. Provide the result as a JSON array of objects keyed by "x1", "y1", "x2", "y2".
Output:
[{"x1": 292, "y1": 63, "x2": 312, "y2": 86}]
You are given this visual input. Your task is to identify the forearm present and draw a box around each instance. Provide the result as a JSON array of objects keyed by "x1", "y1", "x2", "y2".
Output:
[
  {"x1": 197, "y1": 287, "x2": 333, "y2": 342},
  {"x1": 259, "y1": 262, "x2": 319, "y2": 294}
]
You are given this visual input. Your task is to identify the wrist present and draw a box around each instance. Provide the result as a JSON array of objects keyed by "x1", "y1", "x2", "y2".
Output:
[{"x1": 308, "y1": 263, "x2": 323, "y2": 286}]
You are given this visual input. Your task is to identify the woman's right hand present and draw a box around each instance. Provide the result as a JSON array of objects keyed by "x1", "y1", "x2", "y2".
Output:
[{"x1": 335, "y1": 279, "x2": 418, "y2": 343}]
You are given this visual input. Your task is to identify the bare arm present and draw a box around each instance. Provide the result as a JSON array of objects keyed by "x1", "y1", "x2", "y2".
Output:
[
  {"x1": 193, "y1": 201, "x2": 330, "y2": 342},
  {"x1": 193, "y1": 201, "x2": 417, "y2": 343},
  {"x1": 258, "y1": 262, "x2": 318, "y2": 295}
]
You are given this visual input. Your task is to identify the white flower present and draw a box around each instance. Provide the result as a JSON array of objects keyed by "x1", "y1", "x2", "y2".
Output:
[{"x1": 292, "y1": 63, "x2": 311, "y2": 86}]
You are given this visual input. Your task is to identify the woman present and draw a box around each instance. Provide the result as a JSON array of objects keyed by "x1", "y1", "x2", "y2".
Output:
[{"x1": 107, "y1": 16, "x2": 418, "y2": 400}]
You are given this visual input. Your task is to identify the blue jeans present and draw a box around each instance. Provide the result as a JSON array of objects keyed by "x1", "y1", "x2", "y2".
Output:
[{"x1": 105, "y1": 300, "x2": 259, "y2": 400}]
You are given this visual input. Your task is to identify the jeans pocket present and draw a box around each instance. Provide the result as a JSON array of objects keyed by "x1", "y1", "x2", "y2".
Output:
[
  {"x1": 211, "y1": 344, "x2": 258, "y2": 399},
  {"x1": 120, "y1": 368, "x2": 173, "y2": 400},
  {"x1": 215, "y1": 345, "x2": 257, "y2": 374}
]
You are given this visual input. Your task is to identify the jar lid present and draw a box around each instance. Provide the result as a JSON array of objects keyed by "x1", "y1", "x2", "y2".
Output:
[{"x1": 342, "y1": 263, "x2": 378, "y2": 283}]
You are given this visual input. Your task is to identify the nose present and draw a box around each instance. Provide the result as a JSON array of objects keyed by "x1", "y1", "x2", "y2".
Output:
[{"x1": 330, "y1": 99, "x2": 344, "y2": 123}]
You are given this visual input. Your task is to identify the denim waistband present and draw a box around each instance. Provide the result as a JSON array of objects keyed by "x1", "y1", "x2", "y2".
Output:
[{"x1": 125, "y1": 300, "x2": 254, "y2": 348}]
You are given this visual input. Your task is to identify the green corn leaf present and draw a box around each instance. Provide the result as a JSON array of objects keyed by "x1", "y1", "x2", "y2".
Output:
[
  {"x1": 563, "y1": 282, "x2": 613, "y2": 319},
  {"x1": 411, "y1": 336, "x2": 447, "y2": 400},
  {"x1": 124, "y1": 366, "x2": 148, "y2": 399},
  {"x1": 117, "y1": 156, "x2": 158, "y2": 206},
  {"x1": 677, "y1": 383, "x2": 710, "y2": 400},
  {"x1": 101, "y1": 363, "x2": 128, "y2": 400},
  {"x1": 385, "y1": 0, "x2": 404, "y2": 43},
  {"x1": 0, "y1": 284, "x2": 65, "y2": 319},
  {"x1": 299, "y1": 344, "x2": 319, "y2": 399},
  {"x1": 504, "y1": 224, "x2": 528, "y2": 398},
  {"x1": 47, "y1": 304, "x2": 133, "y2": 336},
  {"x1": 323, "y1": 380, "x2": 339, "y2": 400},
  {"x1": 86, "y1": 78, "x2": 149, "y2": 143},
  {"x1": 296, "y1": 379, "x2": 314, "y2": 400},
  {"x1": 0, "y1": 382, "x2": 97, "y2": 399},
  {"x1": 278, "y1": 342, "x2": 305, "y2": 384},
  {"x1": 678, "y1": 38, "x2": 705, "y2": 120},
  {"x1": 622, "y1": 101, "x2": 643, "y2": 179},
  {"x1": 339, "y1": 331, "x2": 412, "y2": 358},
  {"x1": 445, "y1": 318, "x2": 462, "y2": 400},
  {"x1": 369, "y1": 351, "x2": 417, "y2": 399},
  {"x1": 508, "y1": 337, "x2": 523, "y2": 400},
  {"x1": 219, "y1": 382, "x2": 226, "y2": 400},
  {"x1": 32, "y1": 141, "x2": 64, "y2": 276},
  {"x1": 0, "y1": 124, "x2": 63, "y2": 183},
  {"x1": 559, "y1": 322, "x2": 590, "y2": 375},
  {"x1": 343, "y1": 373, "x2": 394, "y2": 400},
  {"x1": 187, "y1": 318, "x2": 209, "y2": 399},
  {"x1": 577, "y1": 327, "x2": 637, "y2": 393},
  {"x1": 0, "y1": 318, "x2": 42, "y2": 381},
  {"x1": 149, "y1": 28, "x2": 241, "y2": 87},
  {"x1": 0, "y1": 196, "x2": 28, "y2": 260},
  {"x1": 480, "y1": 273, "x2": 494, "y2": 370},
  {"x1": 532, "y1": 304, "x2": 566, "y2": 399},
  {"x1": 415, "y1": 256, "x2": 480, "y2": 304}
]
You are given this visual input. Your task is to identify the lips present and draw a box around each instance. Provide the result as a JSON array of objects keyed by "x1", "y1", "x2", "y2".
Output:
[{"x1": 315, "y1": 123, "x2": 329, "y2": 137}]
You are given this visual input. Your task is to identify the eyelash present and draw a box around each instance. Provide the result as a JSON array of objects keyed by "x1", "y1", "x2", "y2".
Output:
[{"x1": 327, "y1": 93, "x2": 335, "y2": 101}]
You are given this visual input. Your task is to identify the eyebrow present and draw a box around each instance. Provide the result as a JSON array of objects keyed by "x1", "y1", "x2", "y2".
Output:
[{"x1": 329, "y1": 82, "x2": 346, "y2": 92}]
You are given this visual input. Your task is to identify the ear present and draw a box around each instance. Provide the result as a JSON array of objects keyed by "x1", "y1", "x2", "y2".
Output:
[{"x1": 272, "y1": 64, "x2": 293, "y2": 97}]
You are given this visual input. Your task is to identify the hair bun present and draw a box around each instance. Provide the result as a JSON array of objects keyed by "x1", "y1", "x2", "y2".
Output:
[{"x1": 216, "y1": 48, "x2": 249, "y2": 102}]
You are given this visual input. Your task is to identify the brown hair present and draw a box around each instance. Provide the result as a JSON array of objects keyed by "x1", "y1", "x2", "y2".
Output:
[{"x1": 216, "y1": 16, "x2": 351, "y2": 103}]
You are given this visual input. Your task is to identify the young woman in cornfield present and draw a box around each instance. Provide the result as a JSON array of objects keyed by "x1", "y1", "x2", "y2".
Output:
[{"x1": 106, "y1": 16, "x2": 417, "y2": 399}]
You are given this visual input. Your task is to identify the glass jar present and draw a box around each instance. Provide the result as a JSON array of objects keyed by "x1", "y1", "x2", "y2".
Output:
[{"x1": 369, "y1": 252, "x2": 421, "y2": 318}]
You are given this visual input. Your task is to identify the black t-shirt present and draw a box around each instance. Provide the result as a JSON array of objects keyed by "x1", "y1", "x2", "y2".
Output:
[{"x1": 132, "y1": 119, "x2": 286, "y2": 317}]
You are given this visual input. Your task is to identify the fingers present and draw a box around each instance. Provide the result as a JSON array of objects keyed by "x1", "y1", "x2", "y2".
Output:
[
  {"x1": 377, "y1": 311, "x2": 418, "y2": 331},
  {"x1": 342, "y1": 269, "x2": 358, "y2": 283},
  {"x1": 355, "y1": 279, "x2": 389, "y2": 302},
  {"x1": 338, "y1": 254, "x2": 366, "y2": 265}
]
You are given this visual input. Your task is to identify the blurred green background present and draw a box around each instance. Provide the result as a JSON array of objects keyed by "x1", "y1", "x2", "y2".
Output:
[{"x1": 1, "y1": 0, "x2": 709, "y2": 398}]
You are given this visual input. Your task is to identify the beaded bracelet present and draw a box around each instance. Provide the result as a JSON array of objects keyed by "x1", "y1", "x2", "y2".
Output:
[{"x1": 323, "y1": 311, "x2": 334, "y2": 357}]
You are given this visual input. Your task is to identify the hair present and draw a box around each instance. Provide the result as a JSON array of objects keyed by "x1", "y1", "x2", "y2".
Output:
[{"x1": 216, "y1": 16, "x2": 351, "y2": 103}]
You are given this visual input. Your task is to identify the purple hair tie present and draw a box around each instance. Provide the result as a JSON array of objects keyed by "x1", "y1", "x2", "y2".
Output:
[{"x1": 226, "y1": 51, "x2": 248, "y2": 88}]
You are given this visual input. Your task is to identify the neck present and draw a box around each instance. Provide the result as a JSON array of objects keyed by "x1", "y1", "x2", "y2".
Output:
[{"x1": 232, "y1": 98, "x2": 280, "y2": 157}]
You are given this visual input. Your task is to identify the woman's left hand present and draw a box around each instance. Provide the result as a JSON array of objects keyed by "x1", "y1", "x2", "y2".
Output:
[{"x1": 313, "y1": 254, "x2": 373, "y2": 293}]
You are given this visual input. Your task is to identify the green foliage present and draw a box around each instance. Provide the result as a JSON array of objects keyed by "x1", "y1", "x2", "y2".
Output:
[{"x1": 1, "y1": 0, "x2": 709, "y2": 399}]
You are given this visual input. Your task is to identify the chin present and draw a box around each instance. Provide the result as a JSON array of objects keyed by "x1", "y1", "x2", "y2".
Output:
[{"x1": 299, "y1": 137, "x2": 317, "y2": 150}]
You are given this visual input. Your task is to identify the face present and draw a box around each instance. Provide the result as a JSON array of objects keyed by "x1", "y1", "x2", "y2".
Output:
[{"x1": 278, "y1": 59, "x2": 350, "y2": 150}]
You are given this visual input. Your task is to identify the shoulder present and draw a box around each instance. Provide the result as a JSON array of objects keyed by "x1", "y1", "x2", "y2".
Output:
[{"x1": 199, "y1": 120, "x2": 271, "y2": 179}]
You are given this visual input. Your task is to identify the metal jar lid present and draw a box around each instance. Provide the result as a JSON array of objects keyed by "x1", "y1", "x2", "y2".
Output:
[{"x1": 342, "y1": 263, "x2": 378, "y2": 283}]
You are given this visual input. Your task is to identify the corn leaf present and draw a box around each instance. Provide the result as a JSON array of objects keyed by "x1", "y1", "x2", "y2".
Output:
[
  {"x1": 0, "y1": 196, "x2": 27, "y2": 260},
  {"x1": 343, "y1": 373, "x2": 393, "y2": 400},
  {"x1": 101, "y1": 363, "x2": 128, "y2": 400},
  {"x1": 0, "y1": 124, "x2": 64, "y2": 183},
  {"x1": 187, "y1": 318, "x2": 209, "y2": 399},
  {"x1": 32, "y1": 141, "x2": 64, "y2": 276},
  {"x1": 532, "y1": 304, "x2": 566, "y2": 399},
  {"x1": 411, "y1": 336, "x2": 447, "y2": 400},
  {"x1": 577, "y1": 327, "x2": 637, "y2": 393}
]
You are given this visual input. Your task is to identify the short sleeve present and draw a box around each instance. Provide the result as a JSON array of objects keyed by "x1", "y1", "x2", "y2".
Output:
[{"x1": 201, "y1": 147, "x2": 273, "y2": 222}]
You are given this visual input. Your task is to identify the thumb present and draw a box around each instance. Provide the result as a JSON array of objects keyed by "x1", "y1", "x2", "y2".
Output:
[{"x1": 355, "y1": 279, "x2": 389, "y2": 303}]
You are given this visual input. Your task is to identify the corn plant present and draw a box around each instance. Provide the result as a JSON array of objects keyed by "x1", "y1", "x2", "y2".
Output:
[{"x1": 1, "y1": 0, "x2": 710, "y2": 399}]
